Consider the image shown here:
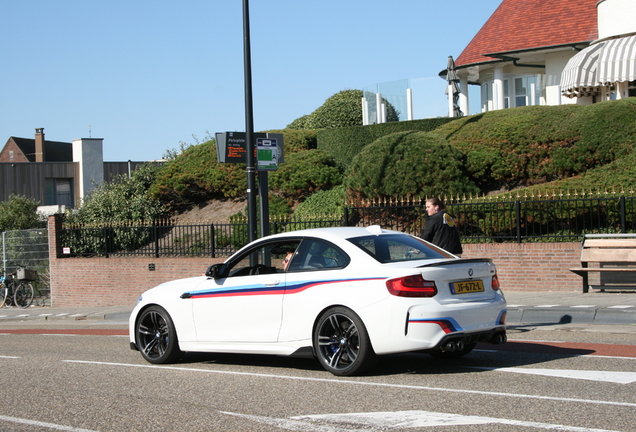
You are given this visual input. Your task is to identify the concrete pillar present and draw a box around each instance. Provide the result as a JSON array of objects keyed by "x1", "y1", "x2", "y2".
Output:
[{"x1": 72, "y1": 138, "x2": 104, "y2": 201}]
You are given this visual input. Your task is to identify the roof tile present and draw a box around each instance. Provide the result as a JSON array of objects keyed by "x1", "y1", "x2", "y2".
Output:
[{"x1": 456, "y1": 0, "x2": 598, "y2": 67}]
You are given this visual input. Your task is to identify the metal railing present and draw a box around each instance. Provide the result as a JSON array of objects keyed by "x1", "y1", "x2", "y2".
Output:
[
  {"x1": 59, "y1": 194, "x2": 636, "y2": 258},
  {"x1": 60, "y1": 216, "x2": 344, "y2": 258},
  {"x1": 346, "y1": 195, "x2": 636, "y2": 243}
]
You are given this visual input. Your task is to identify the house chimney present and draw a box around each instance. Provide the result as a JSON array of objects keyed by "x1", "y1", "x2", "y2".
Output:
[{"x1": 35, "y1": 128, "x2": 45, "y2": 162}]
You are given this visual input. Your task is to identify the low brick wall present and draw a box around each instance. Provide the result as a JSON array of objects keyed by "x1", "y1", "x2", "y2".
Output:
[
  {"x1": 461, "y1": 242, "x2": 582, "y2": 292},
  {"x1": 48, "y1": 216, "x2": 583, "y2": 307}
]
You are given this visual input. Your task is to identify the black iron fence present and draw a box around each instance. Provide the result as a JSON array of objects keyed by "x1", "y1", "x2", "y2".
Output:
[
  {"x1": 60, "y1": 194, "x2": 636, "y2": 258},
  {"x1": 61, "y1": 216, "x2": 343, "y2": 258},
  {"x1": 346, "y1": 194, "x2": 636, "y2": 242}
]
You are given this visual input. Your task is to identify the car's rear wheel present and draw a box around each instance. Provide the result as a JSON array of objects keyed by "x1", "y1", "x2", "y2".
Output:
[
  {"x1": 136, "y1": 306, "x2": 182, "y2": 364},
  {"x1": 313, "y1": 307, "x2": 376, "y2": 376}
]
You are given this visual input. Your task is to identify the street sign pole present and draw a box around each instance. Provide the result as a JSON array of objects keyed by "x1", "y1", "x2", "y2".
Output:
[{"x1": 242, "y1": 0, "x2": 257, "y2": 243}]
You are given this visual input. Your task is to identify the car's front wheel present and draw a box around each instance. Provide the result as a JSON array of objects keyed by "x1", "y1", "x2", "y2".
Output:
[
  {"x1": 313, "y1": 307, "x2": 376, "y2": 376},
  {"x1": 136, "y1": 305, "x2": 182, "y2": 364}
]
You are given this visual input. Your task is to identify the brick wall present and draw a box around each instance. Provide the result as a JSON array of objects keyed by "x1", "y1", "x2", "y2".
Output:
[
  {"x1": 461, "y1": 242, "x2": 582, "y2": 292},
  {"x1": 48, "y1": 215, "x2": 583, "y2": 307}
]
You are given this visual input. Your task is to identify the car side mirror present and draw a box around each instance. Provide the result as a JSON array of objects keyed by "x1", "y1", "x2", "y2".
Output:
[{"x1": 205, "y1": 263, "x2": 224, "y2": 279}]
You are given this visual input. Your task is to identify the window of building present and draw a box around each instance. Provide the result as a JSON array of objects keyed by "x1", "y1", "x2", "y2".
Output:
[
  {"x1": 480, "y1": 74, "x2": 544, "y2": 111},
  {"x1": 45, "y1": 178, "x2": 74, "y2": 208},
  {"x1": 503, "y1": 80, "x2": 510, "y2": 108},
  {"x1": 515, "y1": 77, "x2": 527, "y2": 107},
  {"x1": 481, "y1": 82, "x2": 491, "y2": 112}
]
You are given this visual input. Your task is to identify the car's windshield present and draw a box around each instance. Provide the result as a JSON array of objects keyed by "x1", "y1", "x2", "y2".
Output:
[{"x1": 347, "y1": 234, "x2": 453, "y2": 263}]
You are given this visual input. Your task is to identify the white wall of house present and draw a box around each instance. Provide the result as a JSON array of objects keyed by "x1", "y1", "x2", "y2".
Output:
[
  {"x1": 597, "y1": 0, "x2": 636, "y2": 39},
  {"x1": 546, "y1": 51, "x2": 579, "y2": 106}
]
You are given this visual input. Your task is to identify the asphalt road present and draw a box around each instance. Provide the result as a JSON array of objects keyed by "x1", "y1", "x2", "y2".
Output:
[{"x1": 0, "y1": 322, "x2": 635, "y2": 431}]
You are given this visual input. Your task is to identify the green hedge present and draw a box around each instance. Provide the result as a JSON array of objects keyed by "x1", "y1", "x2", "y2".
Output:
[
  {"x1": 344, "y1": 131, "x2": 479, "y2": 201},
  {"x1": 317, "y1": 117, "x2": 454, "y2": 171},
  {"x1": 434, "y1": 99, "x2": 636, "y2": 191}
]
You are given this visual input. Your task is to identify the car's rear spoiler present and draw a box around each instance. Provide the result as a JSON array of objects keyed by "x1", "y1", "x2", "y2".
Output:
[{"x1": 416, "y1": 258, "x2": 493, "y2": 268}]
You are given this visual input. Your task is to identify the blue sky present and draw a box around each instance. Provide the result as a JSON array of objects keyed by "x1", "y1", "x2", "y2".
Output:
[{"x1": 1, "y1": 0, "x2": 502, "y2": 161}]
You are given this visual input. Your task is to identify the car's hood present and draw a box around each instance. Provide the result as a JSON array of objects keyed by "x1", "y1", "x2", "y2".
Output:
[{"x1": 143, "y1": 275, "x2": 206, "y2": 298}]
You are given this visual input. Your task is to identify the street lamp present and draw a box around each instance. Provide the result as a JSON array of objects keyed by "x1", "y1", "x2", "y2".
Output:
[{"x1": 243, "y1": 0, "x2": 257, "y2": 243}]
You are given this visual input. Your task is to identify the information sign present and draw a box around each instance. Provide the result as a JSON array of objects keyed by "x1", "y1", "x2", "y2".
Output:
[
  {"x1": 256, "y1": 138, "x2": 278, "y2": 171},
  {"x1": 215, "y1": 132, "x2": 284, "y2": 167}
]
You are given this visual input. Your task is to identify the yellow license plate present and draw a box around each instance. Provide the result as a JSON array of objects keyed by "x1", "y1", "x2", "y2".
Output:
[{"x1": 451, "y1": 280, "x2": 485, "y2": 294}]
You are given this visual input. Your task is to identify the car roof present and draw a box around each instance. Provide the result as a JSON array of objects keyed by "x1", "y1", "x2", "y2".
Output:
[{"x1": 264, "y1": 225, "x2": 404, "y2": 241}]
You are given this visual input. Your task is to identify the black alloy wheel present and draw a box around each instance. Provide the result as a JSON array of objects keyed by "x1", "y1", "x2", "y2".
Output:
[
  {"x1": 136, "y1": 305, "x2": 182, "y2": 364},
  {"x1": 313, "y1": 307, "x2": 376, "y2": 376}
]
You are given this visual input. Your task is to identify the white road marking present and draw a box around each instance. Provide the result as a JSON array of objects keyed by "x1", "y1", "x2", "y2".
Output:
[
  {"x1": 0, "y1": 414, "x2": 100, "y2": 432},
  {"x1": 607, "y1": 305, "x2": 634, "y2": 309},
  {"x1": 471, "y1": 366, "x2": 636, "y2": 384},
  {"x1": 222, "y1": 410, "x2": 622, "y2": 432},
  {"x1": 63, "y1": 360, "x2": 636, "y2": 408},
  {"x1": 0, "y1": 355, "x2": 20, "y2": 359}
]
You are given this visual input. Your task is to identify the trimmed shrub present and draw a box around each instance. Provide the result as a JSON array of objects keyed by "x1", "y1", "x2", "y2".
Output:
[
  {"x1": 433, "y1": 100, "x2": 636, "y2": 190},
  {"x1": 150, "y1": 130, "x2": 319, "y2": 210},
  {"x1": 293, "y1": 185, "x2": 346, "y2": 218},
  {"x1": 287, "y1": 89, "x2": 399, "y2": 130},
  {"x1": 344, "y1": 131, "x2": 479, "y2": 201},
  {"x1": 269, "y1": 149, "x2": 342, "y2": 201},
  {"x1": 318, "y1": 117, "x2": 455, "y2": 171}
]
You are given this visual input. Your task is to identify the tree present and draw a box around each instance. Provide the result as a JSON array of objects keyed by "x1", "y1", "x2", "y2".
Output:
[
  {"x1": 67, "y1": 163, "x2": 165, "y2": 225},
  {"x1": 0, "y1": 195, "x2": 43, "y2": 232}
]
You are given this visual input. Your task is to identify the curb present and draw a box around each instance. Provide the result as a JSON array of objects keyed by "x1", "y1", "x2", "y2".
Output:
[{"x1": 506, "y1": 306, "x2": 636, "y2": 326}]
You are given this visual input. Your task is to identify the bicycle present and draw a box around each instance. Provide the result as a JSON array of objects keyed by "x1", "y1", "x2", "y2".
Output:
[{"x1": 0, "y1": 268, "x2": 35, "y2": 309}]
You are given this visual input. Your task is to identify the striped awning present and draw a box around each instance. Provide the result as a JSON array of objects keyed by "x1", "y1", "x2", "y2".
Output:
[
  {"x1": 598, "y1": 34, "x2": 636, "y2": 85},
  {"x1": 561, "y1": 42, "x2": 605, "y2": 98}
]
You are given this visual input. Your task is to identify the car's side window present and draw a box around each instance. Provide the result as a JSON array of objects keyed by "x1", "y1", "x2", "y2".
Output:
[
  {"x1": 226, "y1": 241, "x2": 301, "y2": 277},
  {"x1": 287, "y1": 239, "x2": 349, "y2": 272}
]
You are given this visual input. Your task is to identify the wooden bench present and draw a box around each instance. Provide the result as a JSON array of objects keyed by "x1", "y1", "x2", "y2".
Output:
[{"x1": 569, "y1": 234, "x2": 636, "y2": 293}]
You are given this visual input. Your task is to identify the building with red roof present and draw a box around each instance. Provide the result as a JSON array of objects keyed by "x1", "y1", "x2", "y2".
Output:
[{"x1": 450, "y1": 0, "x2": 635, "y2": 115}]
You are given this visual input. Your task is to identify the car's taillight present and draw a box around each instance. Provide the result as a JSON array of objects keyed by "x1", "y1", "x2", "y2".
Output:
[
  {"x1": 386, "y1": 274, "x2": 437, "y2": 297},
  {"x1": 492, "y1": 274, "x2": 501, "y2": 291}
]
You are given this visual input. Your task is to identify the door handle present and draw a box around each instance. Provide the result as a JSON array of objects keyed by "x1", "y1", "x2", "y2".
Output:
[{"x1": 263, "y1": 279, "x2": 281, "y2": 286}]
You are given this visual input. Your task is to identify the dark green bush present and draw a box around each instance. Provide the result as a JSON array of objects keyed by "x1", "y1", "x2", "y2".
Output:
[
  {"x1": 269, "y1": 149, "x2": 342, "y2": 201},
  {"x1": 263, "y1": 129, "x2": 317, "y2": 154},
  {"x1": 150, "y1": 130, "x2": 318, "y2": 210},
  {"x1": 293, "y1": 185, "x2": 346, "y2": 218},
  {"x1": 318, "y1": 117, "x2": 455, "y2": 171},
  {"x1": 287, "y1": 89, "x2": 398, "y2": 130},
  {"x1": 344, "y1": 131, "x2": 479, "y2": 201},
  {"x1": 433, "y1": 100, "x2": 636, "y2": 191}
]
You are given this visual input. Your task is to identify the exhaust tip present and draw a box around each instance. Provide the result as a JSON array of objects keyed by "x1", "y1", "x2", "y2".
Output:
[{"x1": 442, "y1": 341, "x2": 456, "y2": 352}]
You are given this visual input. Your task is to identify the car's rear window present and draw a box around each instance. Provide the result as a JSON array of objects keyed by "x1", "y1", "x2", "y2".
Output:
[{"x1": 347, "y1": 234, "x2": 453, "y2": 263}]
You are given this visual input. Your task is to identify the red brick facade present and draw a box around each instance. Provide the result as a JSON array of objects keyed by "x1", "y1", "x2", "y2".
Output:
[
  {"x1": 0, "y1": 138, "x2": 30, "y2": 162},
  {"x1": 48, "y1": 215, "x2": 583, "y2": 308}
]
